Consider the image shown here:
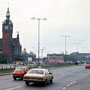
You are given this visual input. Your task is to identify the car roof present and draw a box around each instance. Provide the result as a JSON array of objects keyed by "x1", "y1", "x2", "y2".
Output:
[{"x1": 30, "y1": 68, "x2": 48, "y2": 71}]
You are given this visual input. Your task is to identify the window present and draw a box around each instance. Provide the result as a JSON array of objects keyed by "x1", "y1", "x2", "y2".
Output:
[
  {"x1": 15, "y1": 68, "x2": 24, "y2": 71},
  {"x1": 28, "y1": 70, "x2": 44, "y2": 75},
  {"x1": 45, "y1": 70, "x2": 49, "y2": 75}
]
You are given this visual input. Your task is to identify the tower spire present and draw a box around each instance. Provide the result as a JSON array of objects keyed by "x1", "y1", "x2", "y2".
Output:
[
  {"x1": 6, "y1": 7, "x2": 10, "y2": 19},
  {"x1": 17, "y1": 31, "x2": 19, "y2": 40}
]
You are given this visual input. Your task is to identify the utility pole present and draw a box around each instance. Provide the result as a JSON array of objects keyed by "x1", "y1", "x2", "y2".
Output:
[
  {"x1": 61, "y1": 35, "x2": 70, "y2": 55},
  {"x1": 41, "y1": 48, "x2": 46, "y2": 59},
  {"x1": 75, "y1": 43, "x2": 80, "y2": 52},
  {"x1": 31, "y1": 17, "x2": 47, "y2": 66}
]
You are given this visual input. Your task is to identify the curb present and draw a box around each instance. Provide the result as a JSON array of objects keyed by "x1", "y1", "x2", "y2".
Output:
[{"x1": 0, "y1": 72, "x2": 12, "y2": 76}]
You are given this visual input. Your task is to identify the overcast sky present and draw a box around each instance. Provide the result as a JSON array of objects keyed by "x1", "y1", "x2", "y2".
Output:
[{"x1": 0, "y1": 0, "x2": 90, "y2": 56}]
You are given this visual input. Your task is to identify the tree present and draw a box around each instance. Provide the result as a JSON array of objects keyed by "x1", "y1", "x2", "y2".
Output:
[{"x1": 64, "y1": 54, "x2": 77, "y2": 63}]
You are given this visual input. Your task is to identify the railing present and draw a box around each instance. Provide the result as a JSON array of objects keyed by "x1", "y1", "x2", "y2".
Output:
[{"x1": 0, "y1": 63, "x2": 77, "y2": 70}]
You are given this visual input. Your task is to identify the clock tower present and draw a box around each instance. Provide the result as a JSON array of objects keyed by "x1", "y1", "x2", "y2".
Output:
[{"x1": 2, "y1": 7, "x2": 13, "y2": 60}]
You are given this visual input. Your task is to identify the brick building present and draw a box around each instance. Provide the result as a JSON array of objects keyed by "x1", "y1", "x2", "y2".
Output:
[
  {"x1": 47, "y1": 54, "x2": 64, "y2": 63},
  {"x1": 0, "y1": 7, "x2": 22, "y2": 62}
]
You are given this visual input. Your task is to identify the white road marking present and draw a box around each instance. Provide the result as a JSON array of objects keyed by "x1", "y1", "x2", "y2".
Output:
[
  {"x1": 73, "y1": 81, "x2": 76, "y2": 84},
  {"x1": 67, "y1": 84, "x2": 70, "y2": 87},
  {"x1": 70, "y1": 82, "x2": 73, "y2": 85},
  {"x1": 5, "y1": 86, "x2": 23, "y2": 90},
  {"x1": 62, "y1": 87, "x2": 66, "y2": 89},
  {"x1": 62, "y1": 74, "x2": 64, "y2": 76},
  {"x1": 63, "y1": 81, "x2": 76, "y2": 89}
]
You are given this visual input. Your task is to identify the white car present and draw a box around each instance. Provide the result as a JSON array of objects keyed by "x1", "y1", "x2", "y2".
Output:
[{"x1": 23, "y1": 68, "x2": 54, "y2": 85}]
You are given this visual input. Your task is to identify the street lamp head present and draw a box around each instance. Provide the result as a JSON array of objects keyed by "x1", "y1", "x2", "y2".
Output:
[
  {"x1": 37, "y1": 18, "x2": 41, "y2": 20},
  {"x1": 43, "y1": 18, "x2": 47, "y2": 21},
  {"x1": 31, "y1": 17, "x2": 47, "y2": 21},
  {"x1": 61, "y1": 35, "x2": 70, "y2": 37},
  {"x1": 31, "y1": 17, "x2": 36, "y2": 20}
]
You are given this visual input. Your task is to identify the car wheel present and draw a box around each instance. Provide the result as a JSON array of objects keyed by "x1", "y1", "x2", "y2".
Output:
[
  {"x1": 43, "y1": 80, "x2": 47, "y2": 86},
  {"x1": 50, "y1": 79, "x2": 53, "y2": 83},
  {"x1": 20, "y1": 77, "x2": 23, "y2": 80},
  {"x1": 25, "y1": 81, "x2": 29, "y2": 86},
  {"x1": 13, "y1": 77, "x2": 16, "y2": 80}
]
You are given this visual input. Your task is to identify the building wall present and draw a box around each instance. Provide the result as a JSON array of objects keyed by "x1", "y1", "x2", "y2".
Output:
[
  {"x1": 3, "y1": 32, "x2": 12, "y2": 57},
  {"x1": 47, "y1": 54, "x2": 64, "y2": 63}
]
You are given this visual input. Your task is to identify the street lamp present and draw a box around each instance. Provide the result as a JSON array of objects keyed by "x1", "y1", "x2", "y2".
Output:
[
  {"x1": 41, "y1": 47, "x2": 46, "y2": 59},
  {"x1": 61, "y1": 35, "x2": 70, "y2": 55},
  {"x1": 31, "y1": 17, "x2": 47, "y2": 66},
  {"x1": 74, "y1": 43, "x2": 80, "y2": 52}
]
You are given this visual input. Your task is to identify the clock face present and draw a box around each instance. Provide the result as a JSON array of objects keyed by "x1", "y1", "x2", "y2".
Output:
[{"x1": 4, "y1": 26, "x2": 9, "y2": 30}]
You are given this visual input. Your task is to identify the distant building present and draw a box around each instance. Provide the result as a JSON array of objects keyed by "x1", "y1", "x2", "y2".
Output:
[
  {"x1": 0, "y1": 7, "x2": 22, "y2": 62},
  {"x1": 21, "y1": 48, "x2": 28, "y2": 61},
  {"x1": 71, "y1": 52, "x2": 90, "y2": 63},
  {"x1": 27, "y1": 52, "x2": 36, "y2": 63},
  {"x1": 71, "y1": 52, "x2": 90, "y2": 58},
  {"x1": 47, "y1": 54, "x2": 64, "y2": 63}
]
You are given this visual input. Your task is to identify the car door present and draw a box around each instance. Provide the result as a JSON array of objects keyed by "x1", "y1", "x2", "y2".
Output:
[
  {"x1": 48, "y1": 69, "x2": 53, "y2": 80},
  {"x1": 45, "y1": 70, "x2": 51, "y2": 82}
]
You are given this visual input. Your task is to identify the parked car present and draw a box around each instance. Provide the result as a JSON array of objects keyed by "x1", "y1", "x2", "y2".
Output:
[
  {"x1": 23, "y1": 68, "x2": 54, "y2": 85},
  {"x1": 85, "y1": 64, "x2": 90, "y2": 68},
  {"x1": 13, "y1": 67, "x2": 29, "y2": 80}
]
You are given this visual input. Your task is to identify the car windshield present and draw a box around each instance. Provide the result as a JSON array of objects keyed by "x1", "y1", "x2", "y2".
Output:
[
  {"x1": 28, "y1": 70, "x2": 44, "y2": 74},
  {"x1": 15, "y1": 68, "x2": 24, "y2": 71}
]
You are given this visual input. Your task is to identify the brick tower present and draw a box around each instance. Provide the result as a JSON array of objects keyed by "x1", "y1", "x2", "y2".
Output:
[{"x1": 2, "y1": 7, "x2": 13, "y2": 61}]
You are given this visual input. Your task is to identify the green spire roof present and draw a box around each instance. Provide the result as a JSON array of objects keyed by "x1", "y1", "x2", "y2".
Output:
[{"x1": 6, "y1": 7, "x2": 10, "y2": 19}]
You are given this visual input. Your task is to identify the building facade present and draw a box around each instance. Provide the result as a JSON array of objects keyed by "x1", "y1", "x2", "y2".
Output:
[
  {"x1": 0, "y1": 7, "x2": 22, "y2": 62},
  {"x1": 47, "y1": 54, "x2": 64, "y2": 63}
]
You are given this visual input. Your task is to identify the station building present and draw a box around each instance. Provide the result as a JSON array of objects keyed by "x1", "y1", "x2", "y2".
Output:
[{"x1": 0, "y1": 8, "x2": 22, "y2": 62}]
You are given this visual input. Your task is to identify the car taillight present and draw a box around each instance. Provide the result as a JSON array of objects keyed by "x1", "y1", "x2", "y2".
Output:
[
  {"x1": 24, "y1": 77, "x2": 26, "y2": 79},
  {"x1": 37, "y1": 78, "x2": 43, "y2": 80}
]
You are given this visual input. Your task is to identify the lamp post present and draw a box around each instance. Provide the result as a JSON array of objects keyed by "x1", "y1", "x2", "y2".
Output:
[
  {"x1": 75, "y1": 43, "x2": 80, "y2": 52},
  {"x1": 61, "y1": 35, "x2": 70, "y2": 62},
  {"x1": 31, "y1": 17, "x2": 47, "y2": 66},
  {"x1": 41, "y1": 47, "x2": 46, "y2": 59},
  {"x1": 61, "y1": 35, "x2": 70, "y2": 55}
]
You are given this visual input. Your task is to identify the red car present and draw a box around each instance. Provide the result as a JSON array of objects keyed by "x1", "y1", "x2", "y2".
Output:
[
  {"x1": 13, "y1": 67, "x2": 29, "y2": 80},
  {"x1": 85, "y1": 64, "x2": 90, "y2": 68}
]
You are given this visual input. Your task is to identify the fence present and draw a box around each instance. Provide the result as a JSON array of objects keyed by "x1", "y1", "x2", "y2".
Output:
[
  {"x1": 0, "y1": 64, "x2": 19, "y2": 70},
  {"x1": 0, "y1": 63, "x2": 76, "y2": 70}
]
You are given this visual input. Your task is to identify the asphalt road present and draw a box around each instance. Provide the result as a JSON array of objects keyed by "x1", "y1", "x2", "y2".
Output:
[{"x1": 0, "y1": 65, "x2": 90, "y2": 90}]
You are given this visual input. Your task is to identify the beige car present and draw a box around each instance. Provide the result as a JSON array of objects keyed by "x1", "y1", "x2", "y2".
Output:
[{"x1": 23, "y1": 68, "x2": 54, "y2": 85}]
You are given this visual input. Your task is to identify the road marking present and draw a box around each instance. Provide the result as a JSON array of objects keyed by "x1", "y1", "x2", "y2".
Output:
[
  {"x1": 5, "y1": 86, "x2": 23, "y2": 90},
  {"x1": 70, "y1": 81, "x2": 76, "y2": 85},
  {"x1": 62, "y1": 81, "x2": 76, "y2": 90},
  {"x1": 62, "y1": 87, "x2": 66, "y2": 89},
  {"x1": 62, "y1": 74, "x2": 64, "y2": 76},
  {"x1": 73, "y1": 81, "x2": 76, "y2": 84},
  {"x1": 67, "y1": 84, "x2": 70, "y2": 87},
  {"x1": 70, "y1": 82, "x2": 73, "y2": 85}
]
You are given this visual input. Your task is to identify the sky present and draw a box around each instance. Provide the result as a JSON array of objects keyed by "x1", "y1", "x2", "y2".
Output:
[{"x1": 0, "y1": 0, "x2": 90, "y2": 57}]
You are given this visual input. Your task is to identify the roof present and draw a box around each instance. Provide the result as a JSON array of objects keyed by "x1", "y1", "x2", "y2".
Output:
[
  {"x1": 12, "y1": 38, "x2": 21, "y2": 47},
  {"x1": 47, "y1": 54, "x2": 64, "y2": 56},
  {"x1": 71, "y1": 52, "x2": 90, "y2": 56},
  {"x1": 30, "y1": 68, "x2": 48, "y2": 71}
]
